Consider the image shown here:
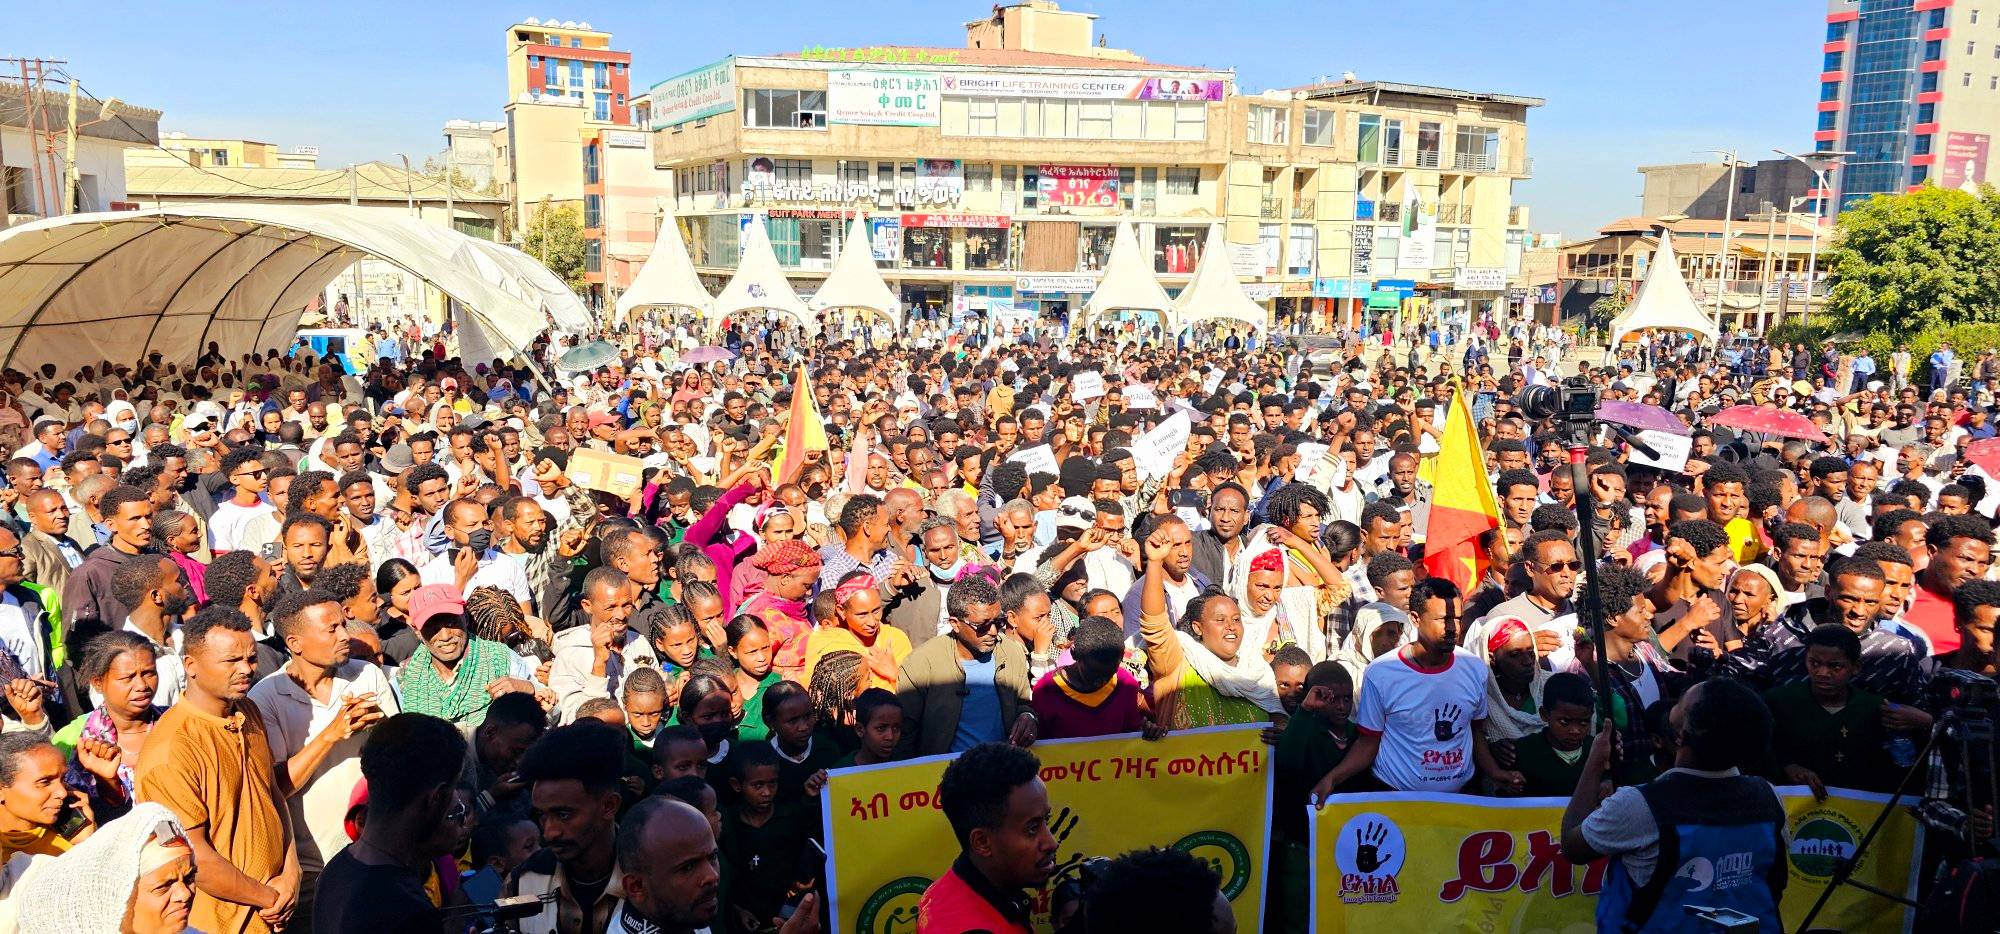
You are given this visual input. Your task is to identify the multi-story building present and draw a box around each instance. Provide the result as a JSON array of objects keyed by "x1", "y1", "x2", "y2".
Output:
[
  {"x1": 582, "y1": 105, "x2": 675, "y2": 300},
  {"x1": 1819, "y1": 0, "x2": 2000, "y2": 210},
  {"x1": 505, "y1": 18, "x2": 634, "y2": 124},
  {"x1": 2, "y1": 80, "x2": 160, "y2": 224},
  {"x1": 1639, "y1": 159, "x2": 1818, "y2": 221},
  {"x1": 443, "y1": 119, "x2": 507, "y2": 190},
  {"x1": 126, "y1": 133, "x2": 318, "y2": 169},
  {"x1": 645, "y1": 0, "x2": 1537, "y2": 332}
]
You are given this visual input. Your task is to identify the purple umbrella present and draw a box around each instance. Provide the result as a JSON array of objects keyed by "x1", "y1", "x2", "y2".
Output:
[
  {"x1": 1596, "y1": 400, "x2": 1689, "y2": 436},
  {"x1": 679, "y1": 345, "x2": 737, "y2": 365}
]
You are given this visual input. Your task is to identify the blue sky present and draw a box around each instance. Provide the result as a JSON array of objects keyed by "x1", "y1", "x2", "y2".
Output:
[{"x1": 14, "y1": 0, "x2": 1823, "y2": 236}]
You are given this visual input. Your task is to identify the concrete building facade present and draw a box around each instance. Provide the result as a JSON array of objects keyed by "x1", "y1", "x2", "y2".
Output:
[
  {"x1": 2, "y1": 80, "x2": 160, "y2": 224},
  {"x1": 1557, "y1": 215, "x2": 1829, "y2": 332},
  {"x1": 1638, "y1": 159, "x2": 1818, "y2": 221},
  {"x1": 645, "y1": 2, "x2": 1539, "y2": 333}
]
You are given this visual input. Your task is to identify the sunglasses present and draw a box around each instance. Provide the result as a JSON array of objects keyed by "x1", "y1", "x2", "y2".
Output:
[
  {"x1": 957, "y1": 617, "x2": 1003, "y2": 636},
  {"x1": 1538, "y1": 560, "x2": 1584, "y2": 573}
]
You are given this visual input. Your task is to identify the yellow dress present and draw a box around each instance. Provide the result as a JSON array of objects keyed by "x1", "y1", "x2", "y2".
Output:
[{"x1": 803, "y1": 625, "x2": 912, "y2": 691}]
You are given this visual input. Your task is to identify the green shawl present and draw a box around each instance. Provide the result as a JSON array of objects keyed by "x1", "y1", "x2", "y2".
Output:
[{"x1": 397, "y1": 637, "x2": 515, "y2": 726}]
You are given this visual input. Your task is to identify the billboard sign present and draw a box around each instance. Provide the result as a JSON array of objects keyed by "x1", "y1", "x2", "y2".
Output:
[
  {"x1": 827, "y1": 70, "x2": 943, "y2": 126},
  {"x1": 650, "y1": 57, "x2": 736, "y2": 129},
  {"x1": 1038, "y1": 164, "x2": 1120, "y2": 208},
  {"x1": 1943, "y1": 131, "x2": 1990, "y2": 191}
]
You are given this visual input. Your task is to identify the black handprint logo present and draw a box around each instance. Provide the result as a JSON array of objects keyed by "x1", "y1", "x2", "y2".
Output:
[
  {"x1": 1433, "y1": 703, "x2": 1462, "y2": 741},
  {"x1": 1354, "y1": 822, "x2": 1392, "y2": 874}
]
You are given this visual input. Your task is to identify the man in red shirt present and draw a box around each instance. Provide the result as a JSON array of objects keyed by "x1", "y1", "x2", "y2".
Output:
[
  {"x1": 1903, "y1": 515, "x2": 1994, "y2": 655},
  {"x1": 917, "y1": 743, "x2": 1057, "y2": 934}
]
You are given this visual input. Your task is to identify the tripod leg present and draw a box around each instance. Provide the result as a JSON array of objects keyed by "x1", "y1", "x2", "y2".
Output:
[{"x1": 1793, "y1": 720, "x2": 1944, "y2": 933}]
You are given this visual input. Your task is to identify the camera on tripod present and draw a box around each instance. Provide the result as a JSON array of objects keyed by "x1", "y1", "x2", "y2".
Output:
[{"x1": 1516, "y1": 376, "x2": 1601, "y2": 446}]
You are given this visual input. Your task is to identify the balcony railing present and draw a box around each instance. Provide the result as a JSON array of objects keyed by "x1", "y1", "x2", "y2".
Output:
[
  {"x1": 1292, "y1": 198, "x2": 1316, "y2": 219},
  {"x1": 1382, "y1": 147, "x2": 1402, "y2": 166},
  {"x1": 1415, "y1": 150, "x2": 1442, "y2": 169},
  {"x1": 1508, "y1": 205, "x2": 1525, "y2": 225},
  {"x1": 1453, "y1": 152, "x2": 1497, "y2": 172},
  {"x1": 1261, "y1": 196, "x2": 1282, "y2": 218}
]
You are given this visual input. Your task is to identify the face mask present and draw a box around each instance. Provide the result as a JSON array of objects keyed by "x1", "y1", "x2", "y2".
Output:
[
  {"x1": 929, "y1": 558, "x2": 968, "y2": 582},
  {"x1": 696, "y1": 721, "x2": 735, "y2": 749},
  {"x1": 465, "y1": 529, "x2": 493, "y2": 553}
]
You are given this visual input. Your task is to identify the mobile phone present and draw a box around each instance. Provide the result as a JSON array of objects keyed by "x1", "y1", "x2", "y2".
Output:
[{"x1": 1170, "y1": 489, "x2": 1208, "y2": 509}]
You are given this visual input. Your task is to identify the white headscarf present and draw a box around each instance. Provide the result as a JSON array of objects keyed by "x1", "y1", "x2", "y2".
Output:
[
  {"x1": 1335, "y1": 602, "x2": 1413, "y2": 693},
  {"x1": 15, "y1": 802, "x2": 189, "y2": 932}
]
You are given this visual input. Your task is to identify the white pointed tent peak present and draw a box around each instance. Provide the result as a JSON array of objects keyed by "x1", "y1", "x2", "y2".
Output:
[
  {"x1": 1169, "y1": 223, "x2": 1269, "y2": 333},
  {"x1": 1080, "y1": 221, "x2": 1174, "y2": 328},
  {"x1": 809, "y1": 212, "x2": 901, "y2": 326},
  {"x1": 1608, "y1": 230, "x2": 1719, "y2": 345},
  {"x1": 713, "y1": 213, "x2": 812, "y2": 326},
  {"x1": 613, "y1": 209, "x2": 713, "y2": 325}
]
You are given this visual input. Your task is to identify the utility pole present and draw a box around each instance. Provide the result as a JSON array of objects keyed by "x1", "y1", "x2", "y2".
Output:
[
  {"x1": 443, "y1": 147, "x2": 454, "y2": 233},
  {"x1": 62, "y1": 77, "x2": 77, "y2": 214},
  {"x1": 3, "y1": 57, "x2": 68, "y2": 217},
  {"x1": 1703, "y1": 149, "x2": 1742, "y2": 328}
]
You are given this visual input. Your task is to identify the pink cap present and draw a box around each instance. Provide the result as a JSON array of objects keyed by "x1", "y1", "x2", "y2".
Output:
[{"x1": 408, "y1": 583, "x2": 466, "y2": 630}]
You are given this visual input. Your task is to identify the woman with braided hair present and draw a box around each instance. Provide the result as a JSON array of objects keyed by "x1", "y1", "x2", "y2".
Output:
[
  {"x1": 805, "y1": 649, "x2": 866, "y2": 737},
  {"x1": 803, "y1": 570, "x2": 911, "y2": 690}
]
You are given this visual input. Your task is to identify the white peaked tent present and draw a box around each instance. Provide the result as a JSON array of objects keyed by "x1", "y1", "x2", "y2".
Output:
[
  {"x1": 1079, "y1": 221, "x2": 1174, "y2": 331},
  {"x1": 713, "y1": 213, "x2": 812, "y2": 327},
  {"x1": 1171, "y1": 224, "x2": 1270, "y2": 334},
  {"x1": 1608, "y1": 230, "x2": 1719, "y2": 345},
  {"x1": 614, "y1": 211, "x2": 713, "y2": 326},
  {"x1": 809, "y1": 213, "x2": 900, "y2": 326}
]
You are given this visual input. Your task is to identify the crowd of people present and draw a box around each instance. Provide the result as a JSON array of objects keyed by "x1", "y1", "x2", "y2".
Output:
[{"x1": 0, "y1": 308, "x2": 1989, "y2": 934}]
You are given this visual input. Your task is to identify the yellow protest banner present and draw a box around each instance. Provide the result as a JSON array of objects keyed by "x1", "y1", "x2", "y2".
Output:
[
  {"x1": 820, "y1": 725, "x2": 1271, "y2": 934},
  {"x1": 1309, "y1": 787, "x2": 1920, "y2": 933}
]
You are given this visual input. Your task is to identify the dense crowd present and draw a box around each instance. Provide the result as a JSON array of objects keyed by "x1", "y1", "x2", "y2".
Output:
[{"x1": 0, "y1": 311, "x2": 1989, "y2": 934}]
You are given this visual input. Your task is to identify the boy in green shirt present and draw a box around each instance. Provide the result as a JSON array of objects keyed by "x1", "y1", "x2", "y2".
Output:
[
  {"x1": 1270, "y1": 661, "x2": 1357, "y2": 934},
  {"x1": 1762, "y1": 623, "x2": 1898, "y2": 796},
  {"x1": 1511, "y1": 672, "x2": 1597, "y2": 797},
  {"x1": 830, "y1": 688, "x2": 904, "y2": 768}
]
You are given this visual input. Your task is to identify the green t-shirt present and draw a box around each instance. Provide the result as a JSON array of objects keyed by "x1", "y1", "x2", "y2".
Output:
[
  {"x1": 1512, "y1": 730, "x2": 1588, "y2": 798},
  {"x1": 1273, "y1": 709, "x2": 1355, "y2": 844}
]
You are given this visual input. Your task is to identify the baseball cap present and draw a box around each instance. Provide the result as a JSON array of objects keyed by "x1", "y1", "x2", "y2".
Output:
[
  {"x1": 409, "y1": 584, "x2": 466, "y2": 631},
  {"x1": 588, "y1": 412, "x2": 620, "y2": 430},
  {"x1": 1055, "y1": 496, "x2": 1098, "y2": 531}
]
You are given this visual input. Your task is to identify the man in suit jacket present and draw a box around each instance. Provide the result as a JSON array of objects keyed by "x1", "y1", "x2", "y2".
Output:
[
  {"x1": 894, "y1": 575, "x2": 1038, "y2": 757},
  {"x1": 20, "y1": 489, "x2": 83, "y2": 596}
]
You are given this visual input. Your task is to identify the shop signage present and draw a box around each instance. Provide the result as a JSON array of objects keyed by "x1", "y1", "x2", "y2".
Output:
[
  {"x1": 869, "y1": 217, "x2": 902, "y2": 262},
  {"x1": 1228, "y1": 244, "x2": 1265, "y2": 278},
  {"x1": 1454, "y1": 266, "x2": 1507, "y2": 290},
  {"x1": 799, "y1": 45, "x2": 960, "y2": 65},
  {"x1": 1314, "y1": 277, "x2": 1368, "y2": 298},
  {"x1": 1375, "y1": 279, "x2": 1418, "y2": 298},
  {"x1": 1281, "y1": 281, "x2": 1313, "y2": 297},
  {"x1": 1037, "y1": 165, "x2": 1120, "y2": 208},
  {"x1": 1399, "y1": 196, "x2": 1439, "y2": 270},
  {"x1": 941, "y1": 73, "x2": 1224, "y2": 100},
  {"x1": 1351, "y1": 224, "x2": 1376, "y2": 278},
  {"x1": 1016, "y1": 274, "x2": 1101, "y2": 293},
  {"x1": 901, "y1": 213, "x2": 1010, "y2": 228},
  {"x1": 603, "y1": 130, "x2": 648, "y2": 148},
  {"x1": 827, "y1": 70, "x2": 943, "y2": 126},
  {"x1": 649, "y1": 57, "x2": 736, "y2": 129},
  {"x1": 741, "y1": 153, "x2": 961, "y2": 208},
  {"x1": 1242, "y1": 283, "x2": 1281, "y2": 301},
  {"x1": 764, "y1": 208, "x2": 849, "y2": 219}
]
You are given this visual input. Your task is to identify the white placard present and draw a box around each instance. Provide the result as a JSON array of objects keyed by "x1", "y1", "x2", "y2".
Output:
[
  {"x1": 1294, "y1": 442, "x2": 1330, "y2": 482},
  {"x1": 1007, "y1": 444, "x2": 1058, "y2": 476},
  {"x1": 1131, "y1": 412, "x2": 1191, "y2": 482},
  {"x1": 1541, "y1": 613, "x2": 1580, "y2": 672},
  {"x1": 1627, "y1": 429, "x2": 1692, "y2": 473},
  {"x1": 1124, "y1": 383, "x2": 1158, "y2": 410},
  {"x1": 1202, "y1": 369, "x2": 1226, "y2": 395},
  {"x1": 1071, "y1": 371, "x2": 1105, "y2": 402}
]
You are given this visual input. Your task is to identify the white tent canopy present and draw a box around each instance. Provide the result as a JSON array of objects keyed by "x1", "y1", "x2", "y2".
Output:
[
  {"x1": 712, "y1": 213, "x2": 812, "y2": 327},
  {"x1": 1171, "y1": 224, "x2": 1270, "y2": 334},
  {"x1": 1078, "y1": 221, "x2": 1173, "y2": 329},
  {"x1": 809, "y1": 213, "x2": 900, "y2": 326},
  {"x1": 613, "y1": 210, "x2": 712, "y2": 326},
  {"x1": 1608, "y1": 230, "x2": 1720, "y2": 345},
  {"x1": 0, "y1": 204, "x2": 585, "y2": 372}
]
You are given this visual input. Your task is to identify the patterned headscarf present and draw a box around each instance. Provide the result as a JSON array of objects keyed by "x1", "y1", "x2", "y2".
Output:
[{"x1": 752, "y1": 539, "x2": 821, "y2": 574}]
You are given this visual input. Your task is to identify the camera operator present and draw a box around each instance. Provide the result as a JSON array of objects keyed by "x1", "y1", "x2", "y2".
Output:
[
  {"x1": 1080, "y1": 847, "x2": 1234, "y2": 934},
  {"x1": 1561, "y1": 679, "x2": 1789, "y2": 932}
]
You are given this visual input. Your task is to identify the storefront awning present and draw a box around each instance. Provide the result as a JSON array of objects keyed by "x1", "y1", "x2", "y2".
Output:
[
  {"x1": 1170, "y1": 224, "x2": 1270, "y2": 333},
  {"x1": 713, "y1": 214, "x2": 813, "y2": 327},
  {"x1": 1078, "y1": 221, "x2": 1173, "y2": 328},
  {"x1": 809, "y1": 213, "x2": 900, "y2": 325},
  {"x1": 614, "y1": 210, "x2": 713, "y2": 325}
]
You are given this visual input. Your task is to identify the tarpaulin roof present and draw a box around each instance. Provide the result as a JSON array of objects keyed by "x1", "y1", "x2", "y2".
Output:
[
  {"x1": 0, "y1": 204, "x2": 587, "y2": 372},
  {"x1": 809, "y1": 213, "x2": 900, "y2": 325},
  {"x1": 613, "y1": 210, "x2": 712, "y2": 325},
  {"x1": 713, "y1": 213, "x2": 812, "y2": 327},
  {"x1": 1079, "y1": 221, "x2": 1173, "y2": 328},
  {"x1": 1170, "y1": 224, "x2": 1270, "y2": 333},
  {"x1": 1608, "y1": 230, "x2": 1719, "y2": 345}
]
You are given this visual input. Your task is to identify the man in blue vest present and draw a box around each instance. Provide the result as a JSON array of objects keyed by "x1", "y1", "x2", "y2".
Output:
[{"x1": 1561, "y1": 677, "x2": 1788, "y2": 932}]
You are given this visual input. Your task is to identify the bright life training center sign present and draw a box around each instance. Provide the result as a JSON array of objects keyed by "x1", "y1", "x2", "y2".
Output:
[
  {"x1": 1310, "y1": 787, "x2": 1922, "y2": 932},
  {"x1": 821, "y1": 725, "x2": 1271, "y2": 934}
]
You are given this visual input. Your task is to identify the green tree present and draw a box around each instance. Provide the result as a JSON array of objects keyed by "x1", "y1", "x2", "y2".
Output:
[
  {"x1": 1588, "y1": 292, "x2": 1627, "y2": 338},
  {"x1": 522, "y1": 198, "x2": 586, "y2": 291},
  {"x1": 419, "y1": 157, "x2": 499, "y2": 197},
  {"x1": 1822, "y1": 184, "x2": 2000, "y2": 333}
]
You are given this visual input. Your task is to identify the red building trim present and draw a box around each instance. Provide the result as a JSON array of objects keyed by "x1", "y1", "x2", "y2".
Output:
[
  {"x1": 1826, "y1": 10, "x2": 1859, "y2": 22},
  {"x1": 1818, "y1": 99, "x2": 1843, "y2": 112},
  {"x1": 1814, "y1": 129, "x2": 1839, "y2": 143}
]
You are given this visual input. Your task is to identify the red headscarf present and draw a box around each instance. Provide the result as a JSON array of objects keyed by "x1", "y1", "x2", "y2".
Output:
[{"x1": 1485, "y1": 617, "x2": 1532, "y2": 657}]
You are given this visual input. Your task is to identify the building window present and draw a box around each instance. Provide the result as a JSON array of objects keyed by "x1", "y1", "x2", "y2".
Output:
[
  {"x1": 742, "y1": 89, "x2": 827, "y2": 129},
  {"x1": 1172, "y1": 101, "x2": 1205, "y2": 141},
  {"x1": 838, "y1": 161, "x2": 870, "y2": 188},
  {"x1": 594, "y1": 93, "x2": 610, "y2": 121},
  {"x1": 1912, "y1": 164, "x2": 1930, "y2": 184},
  {"x1": 1738, "y1": 167, "x2": 1757, "y2": 193},
  {"x1": 584, "y1": 239, "x2": 601, "y2": 273},
  {"x1": 1357, "y1": 114, "x2": 1381, "y2": 162},
  {"x1": 1826, "y1": 21, "x2": 1849, "y2": 42},
  {"x1": 1970, "y1": 41, "x2": 1979, "y2": 56},
  {"x1": 582, "y1": 144, "x2": 599, "y2": 184},
  {"x1": 1166, "y1": 167, "x2": 1199, "y2": 196},
  {"x1": 594, "y1": 62, "x2": 608, "y2": 88},
  {"x1": 1453, "y1": 125, "x2": 1500, "y2": 171},
  {"x1": 1918, "y1": 102, "x2": 1936, "y2": 123},
  {"x1": 1118, "y1": 167, "x2": 1136, "y2": 210},
  {"x1": 1820, "y1": 80, "x2": 1840, "y2": 102},
  {"x1": 968, "y1": 98, "x2": 999, "y2": 136},
  {"x1": 1818, "y1": 110, "x2": 1838, "y2": 131},
  {"x1": 1416, "y1": 121, "x2": 1442, "y2": 168},
  {"x1": 903, "y1": 227, "x2": 950, "y2": 269},
  {"x1": 1080, "y1": 224, "x2": 1117, "y2": 270},
  {"x1": 544, "y1": 57, "x2": 558, "y2": 86},
  {"x1": 965, "y1": 227, "x2": 1009, "y2": 270},
  {"x1": 1916, "y1": 135, "x2": 1933, "y2": 155},
  {"x1": 1967, "y1": 71, "x2": 1975, "y2": 87},
  {"x1": 584, "y1": 194, "x2": 602, "y2": 228},
  {"x1": 1825, "y1": 51, "x2": 1844, "y2": 71},
  {"x1": 1247, "y1": 105, "x2": 1287, "y2": 145},
  {"x1": 569, "y1": 60, "x2": 583, "y2": 85},
  {"x1": 966, "y1": 163, "x2": 993, "y2": 192},
  {"x1": 1921, "y1": 71, "x2": 1940, "y2": 92},
  {"x1": 1925, "y1": 39, "x2": 1944, "y2": 61},
  {"x1": 1931, "y1": 8, "x2": 1948, "y2": 29},
  {"x1": 1303, "y1": 109, "x2": 1337, "y2": 147}
]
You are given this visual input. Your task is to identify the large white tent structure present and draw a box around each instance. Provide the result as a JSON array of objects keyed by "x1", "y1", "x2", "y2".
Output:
[
  {"x1": 613, "y1": 211, "x2": 712, "y2": 326},
  {"x1": 0, "y1": 204, "x2": 587, "y2": 372},
  {"x1": 809, "y1": 213, "x2": 900, "y2": 327},
  {"x1": 1078, "y1": 221, "x2": 1173, "y2": 332},
  {"x1": 712, "y1": 213, "x2": 812, "y2": 327},
  {"x1": 1171, "y1": 224, "x2": 1270, "y2": 335},
  {"x1": 1607, "y1": 230, "x2": 1720, "y2": 345}
]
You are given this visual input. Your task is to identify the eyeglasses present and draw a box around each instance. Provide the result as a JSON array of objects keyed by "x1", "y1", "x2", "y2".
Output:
[
  {"x1": 957, "y1": 617, "x2": 1003, "y2": 636},
  {"x1": 1538, "y1": 560, "x2": 1583, "y2": 573},
  {"x1": 235, "y1": 468, "x2": 268, "y2": 480},
  {"x1": 445, "y1": 799, "x2": 469, "y2": 824}
]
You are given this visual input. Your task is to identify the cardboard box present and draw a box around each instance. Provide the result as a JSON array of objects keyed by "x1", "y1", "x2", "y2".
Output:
[{"x1": 566, "y1": 447, "x2": 647, "y2": 498}]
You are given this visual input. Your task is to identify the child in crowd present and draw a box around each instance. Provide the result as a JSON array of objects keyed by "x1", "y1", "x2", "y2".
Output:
[
  {"x1": 1272, "y1": 645, "x2": 1313, "y2": 715},
  {"x1": 833, "y1": 688, "x2": 905, "y2": 767},
  {"x1": 621, "y1": 667, "x2": 670, "y2": 783},
  {"x1": 1271, "y1": 661, "x2": 1357, "y2": 934},
  {"x1": 1030, "y1": 616, "x2": 1146, "y2": 739},
  {"x1": 722, "y1": 743, "x2": 821, "y2": 934},
  {"x1": 1510, "y1": 672, "x2": 1596, "y2": 797},
  {"x1": 651, "y1": 724, "x2": 712, "y2": 788},
  {"x1": 654, "y1": 602, "x2": 709, "y2": 679},
  {"x1": 761, "y1": 680, "x2": 839, "y2": 801},
  {"x1": 1761, "y1": 624, "x2": 1898, "y2": 795},
  {"x1": 462, "y1": 815, "x2": 538, "y2": 904}
]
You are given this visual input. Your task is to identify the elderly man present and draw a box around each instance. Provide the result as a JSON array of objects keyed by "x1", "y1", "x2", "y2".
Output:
[{"x1": 550, "y1": 567, "x2": 659, "y2": 722}]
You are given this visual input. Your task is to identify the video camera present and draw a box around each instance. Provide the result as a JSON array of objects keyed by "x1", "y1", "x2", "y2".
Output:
[
  {"x1": 1922, "y1": 668, "x2": 1999, "y2": 852},
  {"x1": 445, "y1": 894, "x2": 551, "y2": 934},
  {"x1": 1515, "y1": 375, "x2": 1601, "y2": 447}
]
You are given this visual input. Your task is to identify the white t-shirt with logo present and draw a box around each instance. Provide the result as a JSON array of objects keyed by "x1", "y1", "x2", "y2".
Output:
[
  {"x1": 209, "y1": 498, "x2": 278, "y2": 553},
  {"x1": 1356, "y1": 646, "x2": 1489, "y2": 792}
]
